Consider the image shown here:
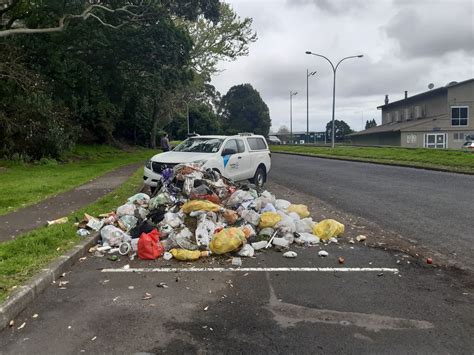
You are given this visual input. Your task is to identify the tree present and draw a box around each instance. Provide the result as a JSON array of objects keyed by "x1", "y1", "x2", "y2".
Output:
[
  {"x1": 326, "y1": 120, "x2": 353, "y2": 142},
  {"x1": 220, "y1": 84, "x2": 271, "y2": 136},
  {"x1": 365, "y1": 119, "x2": 377, "y2": 129},
  {"x1": 181, "y1": 2, "x2": 257, "y2": 78},
  {"x1": 277, "y1": 125, "x2": 290, "y2": 142},
  {"x1": 0, "y1": 0, "x2": 220, "y2": 37}
]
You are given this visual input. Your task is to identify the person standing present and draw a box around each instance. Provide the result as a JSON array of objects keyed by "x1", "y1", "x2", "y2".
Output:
[{"x1": 160, "y1": 133, "x2": 170, "y2": 152}]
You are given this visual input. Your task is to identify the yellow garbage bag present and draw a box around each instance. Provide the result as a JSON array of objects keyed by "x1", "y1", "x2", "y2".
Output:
[
  {"x1": 287, "y1": 204, "x2": 310, "y2": 218},
  {"x1": 181, "y1": 200, "x2": 221, "y2": 214},
  {"x1": 259, "y1": 212, "x2": 282, "y2": 229},
  {"x1": 209, "y1": 228, "x2": 246, "y2": 254},
  {"x1": 312, "y1": 219, "x2": 345, "y2": 241},
  {"x1": 170, "y1": 249, "x2": 210, "y2": 261}
]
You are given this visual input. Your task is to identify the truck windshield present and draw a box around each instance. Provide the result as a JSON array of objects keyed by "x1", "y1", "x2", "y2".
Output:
[{"x1": 173, "y1": 138, "x2": 224, "y2": 153}]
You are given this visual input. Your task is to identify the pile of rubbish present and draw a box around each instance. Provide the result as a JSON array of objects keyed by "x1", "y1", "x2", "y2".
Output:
[{"x1": 78, "y1": 164, "x2": 346, "y2": 262}]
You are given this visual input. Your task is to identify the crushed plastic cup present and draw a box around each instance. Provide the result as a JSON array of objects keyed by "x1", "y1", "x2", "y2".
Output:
[
  {"x1": 318, "y1": 250, "x2": 329, "y2": 257},
  {"x1": 283, "y1": 251, "x2": 297, "y2": 258}
]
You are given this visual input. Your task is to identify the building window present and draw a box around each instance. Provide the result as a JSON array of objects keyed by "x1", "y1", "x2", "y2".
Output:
[
  {"x1": 414, "y1": 106, "x2": 422, "y2": 118},
  {"x1": 404, "y1": 108, "x2": 411, "y2": 120},
  {"x1": 394, "y1": 111, "x2": 400, "y2": 122},
  {"x1": 385, "y1": 112, "x2": 392, "y2": 123},
  {"x1": 424, "y1": 133, "x2": 447, "y2": 149},
  {"x1": 451, "y1": 106, "x2": 468, "y2": 126},
  {"x1": 406, "y1": 134, "x2": 417, "y2": 144},
  {"x1": 453, "y1": 133, "x2": 465, "y2": 141}
]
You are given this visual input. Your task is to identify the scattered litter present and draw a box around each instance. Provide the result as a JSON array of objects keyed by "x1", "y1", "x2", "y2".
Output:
[
  {"x1": 157, "y1": 282, "x2": 169, "y2": 288},
  {"x1": 128, "y1": 286, "x2": 134, "y2": 290},
  {"x1": 142, "y1": 292, "x2": 152, "y2": 300},
  {"x1": 231, "y1": 257, "x2": 242, "y2": 267},
  {"x1": 204, "y1": 305, "x2": 209, "y2": 311},
  {"x1": 163, "y1": 252, "x2": 173, "y2": 260},
  {"x1": 76, "y1": 229, "x2": 90, "y2": 237},
  {"x1": 79, "y1": 257, "x2": 87, "y2": 262},
  {"x1": 17, "y1": 322, "x2": 26, "y2": 330},
  {"x1": 122, "y1": 264, "x2": 130, "y2": 270},
  {"x1": 91, "y1": 336, "x2": 97, "y2": 341},
  {"x1": 73, "y1": 163, "x2": 352, "y2": 269},
  {"x1": 47, "y1": 217, "x2": 68, "y2": 226},
  {"x1": 426, "y1": 258, "x2": 433, "y2": 264},
  {"x1": 318, "y1": 250, "x2": 329, "y2": 257},
  {"x1": 58, "y1": 281, "x2": 69, "y2": 287},
  {"x1": 356, "y1": 235, "x2": 367, "y2": 242},
  {"x1": 32, "y1": 314, "x2": 38, "y2": 319},
  {"x1": 283, "y1": 251, "x2": 297, "y2": 258},
  {"x1": 9, "y1": 320, "x2": 14, "y2": 327},
  {"x1": 338, "y1": 256, "x2": 345, "y2": 264}
]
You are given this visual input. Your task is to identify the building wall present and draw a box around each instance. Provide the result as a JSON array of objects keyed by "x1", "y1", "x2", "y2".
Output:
[
  {"x1": 381, "y1": 91, "x2": 447, "y2": 125},
  {"x1": 400, "y1": 81, "x2": 474, "y2": 148},
  {"x1": 350, "y1": 132, "x2": 401, "y2": 146}
]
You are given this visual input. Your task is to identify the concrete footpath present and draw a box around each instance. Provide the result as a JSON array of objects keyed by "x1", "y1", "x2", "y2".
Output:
[{"x1": 0, "y1": 163, "x2": 142, "y2": 242}]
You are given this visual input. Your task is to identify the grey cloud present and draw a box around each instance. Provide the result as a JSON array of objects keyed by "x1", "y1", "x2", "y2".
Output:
[
  {"x1": 385, "y1": 5, "x2": 474, "y2": 58},
  {"x1": 288, "y1": 0, "x2": 371, "y2": 14}
]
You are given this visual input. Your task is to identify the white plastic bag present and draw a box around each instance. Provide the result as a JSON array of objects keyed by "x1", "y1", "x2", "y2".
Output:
[
  {"x1": 275, "y1": 199, "x2": 291, "y2": 210},
  {"x1": 288, "y1": 212, "x2": 301, "y2": 221},
  {"x1": 295, "y1": 218, "x2": 314, "y2": 234},
  {"x1": 195, "y1": 215, "x2": 216, "y2": 247},
  {"x1": 127, "y1": 193, "x2": 150, "y2": 206},
  {"x1": 295, "y1": 232, "x2": 320, "y2": 245},
  {"x1": 238, "y1": 244, "x2": 255, "y2": 257},
  {"x1": 162, "y1": 212, "x2": 183, "y2": 228},
  {"x1": 226, "y1": 190, "x2": 255, "y2": 208},
  {"x1": 240, "y1": 209, "x2": 261, "y2": 226},
  {"x1": 101, "y1": 225, "x2": 131, "y2": 247},
  {"x1": 119, "y1": 215, "x2": 138, "y2": 231},
  {"x1": 116, "y1": 203, "x2": 136, "y2": 217}
]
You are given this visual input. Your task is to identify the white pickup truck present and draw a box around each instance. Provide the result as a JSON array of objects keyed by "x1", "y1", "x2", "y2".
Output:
[{"x1": 144, "y1": 134, "x2": 272, "y2": 192}]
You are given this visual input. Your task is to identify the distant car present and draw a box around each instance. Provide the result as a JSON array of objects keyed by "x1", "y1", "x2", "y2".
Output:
[
  {"x1": 267, "y1": 135, "x2": 281, "y2": 145},
  {"x1": 144, "y1": 134, "x2": 272, "y2": 193},
  {"x1": 462, "y1": 141, "x2": 474, "y2": 150}
]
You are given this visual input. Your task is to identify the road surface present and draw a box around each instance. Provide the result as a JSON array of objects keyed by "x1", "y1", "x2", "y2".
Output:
[{"x1": 270, "y1": 153, "x2": 474, "y2": 270}]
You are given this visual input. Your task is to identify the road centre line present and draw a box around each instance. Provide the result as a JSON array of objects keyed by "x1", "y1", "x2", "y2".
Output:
[{"x1": 101, "y1": 267, "x2": 399, "y2": 273}]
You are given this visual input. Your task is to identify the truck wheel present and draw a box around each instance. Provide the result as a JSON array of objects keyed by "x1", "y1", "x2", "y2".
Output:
[{"x1": 251, "y1": 166, "x2": 266, "y2": 188}]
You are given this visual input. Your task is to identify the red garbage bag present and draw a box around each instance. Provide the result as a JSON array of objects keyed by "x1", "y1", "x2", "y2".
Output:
[{"x1": 138, "y1": 228, "x2": 164, "y2": 260}]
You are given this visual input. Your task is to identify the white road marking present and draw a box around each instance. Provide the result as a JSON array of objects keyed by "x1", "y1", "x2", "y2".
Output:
[{"x1": 101, "y1": 267, "x2": 398, "y2": 273}]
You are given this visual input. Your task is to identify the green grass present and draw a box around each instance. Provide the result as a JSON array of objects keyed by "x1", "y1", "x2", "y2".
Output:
[
  {"x1": 0, "y1": 168, "x2": 144, "y2": 302},
  {"x1": 271, "y1": 145, "x2": 474, "y2": 173},
  {"x1": 0, "y1": 145, "x2": 157, "y2": 215}
]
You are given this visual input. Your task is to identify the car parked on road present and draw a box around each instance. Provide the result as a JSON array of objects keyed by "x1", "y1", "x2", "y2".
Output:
[
  {"x1": 462, "y1": 141, "x2": 474, "y2": 150},
  {"x1": 267, "y1": 135, "x2": 282, "y2": 145},
  {"x1": 144, "y1": 134, "x2": 271, "y2": 192}
]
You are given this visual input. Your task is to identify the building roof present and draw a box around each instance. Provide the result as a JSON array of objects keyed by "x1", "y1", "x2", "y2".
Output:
[
  {"x1": 348, "y1": 119, "x2": 432, "y2": 137},
  {"x1": 377, "y1": 78, "x2": 474, "y2": 110}
]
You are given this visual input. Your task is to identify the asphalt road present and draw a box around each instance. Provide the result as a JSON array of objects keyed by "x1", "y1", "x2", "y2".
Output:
[
  {"x1": 1, "y1": 179, "x2": 473, "y2": 354},
  {"x1": 270, "y1": 153, "x2": 474, "y2": 270}
]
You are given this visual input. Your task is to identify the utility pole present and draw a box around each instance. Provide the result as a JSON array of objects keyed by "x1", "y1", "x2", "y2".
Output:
[
  {"x1": 306, "y1": 69, "x2": 317, "y2": 143},
  {"x1": 290, "y1": 90, "x2": 298, "y2": 144}
]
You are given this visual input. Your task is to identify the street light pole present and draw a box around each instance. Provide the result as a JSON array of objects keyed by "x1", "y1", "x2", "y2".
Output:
[
  {"x1": 290, "y1": 90, "x2": 297, "y2": 144},
  {"x1": 306, "y1": 69, "x2": 317, "y2": 144},
  {"x1": 305, "y1": 51, "x2": 363, "y2": 148}
]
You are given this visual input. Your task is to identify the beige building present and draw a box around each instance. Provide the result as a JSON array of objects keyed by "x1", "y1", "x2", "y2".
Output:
[{"x1": 350, "y1": 78, "x2": 474, "y2": 148}]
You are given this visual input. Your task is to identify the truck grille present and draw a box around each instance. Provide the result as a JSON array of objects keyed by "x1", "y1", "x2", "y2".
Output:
[{"x1": 152, "y1": 162, "x2": 177, "y2": 174}]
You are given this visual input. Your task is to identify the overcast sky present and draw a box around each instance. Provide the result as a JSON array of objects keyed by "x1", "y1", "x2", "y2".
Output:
[{"x1": 211, "y1": 0, "x2": 474, "y2": 133}]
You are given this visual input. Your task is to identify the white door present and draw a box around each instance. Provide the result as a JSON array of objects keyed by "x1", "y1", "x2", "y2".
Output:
[
  {"x1": 424, "y1": 133, "x2": 447, "y2": 149},
  {"x1": 221, "y1": 139, "x2": 243, "y2": 180}
]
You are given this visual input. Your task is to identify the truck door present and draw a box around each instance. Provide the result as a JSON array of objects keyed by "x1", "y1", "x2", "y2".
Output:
[{"x1": 221, "y1": 139, "x2": 241, "y2": 181}]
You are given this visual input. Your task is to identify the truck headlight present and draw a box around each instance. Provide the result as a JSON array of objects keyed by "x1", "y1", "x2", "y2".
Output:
[{"x1": 145, "y1": 160, "x2": 152, "y2": 169}]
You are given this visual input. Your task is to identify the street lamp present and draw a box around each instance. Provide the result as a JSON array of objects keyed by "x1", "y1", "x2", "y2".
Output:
[
  {"x1": 289, "y1": 90, "x2": 298, "y2": 144},
  {"x1": 306, "y1": 69, "x2": 317, "y2": 144},
  {"x1": 305, "y1": 51, "x2": 363, "y2": 148}
]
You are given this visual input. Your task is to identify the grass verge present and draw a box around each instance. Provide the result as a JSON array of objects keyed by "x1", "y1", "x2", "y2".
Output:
[
  {"x1": 0, "y1": 145, "x2": 157, "y2": 215},
  {"x1": 271, "y1": 145, "x2": 474, "y2": 174},
  {"x1": 0, "y1": 168, "x2": 144, "y2": 302}
]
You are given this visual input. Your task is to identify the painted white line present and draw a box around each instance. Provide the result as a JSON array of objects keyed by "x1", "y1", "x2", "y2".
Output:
[{"x1": 101, "y1": 267, "x2": 398, "y2": 273}]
